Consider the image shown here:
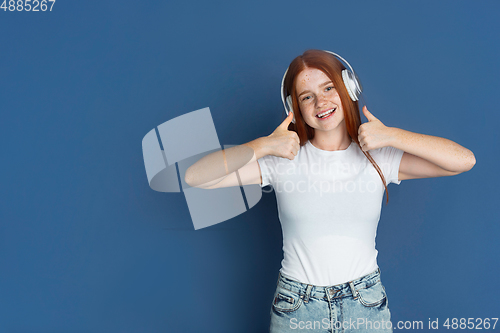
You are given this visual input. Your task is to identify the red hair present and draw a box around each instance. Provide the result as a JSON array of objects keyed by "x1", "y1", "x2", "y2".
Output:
[{"x1": 282, "y1": 49, "x2": 391, "y2": 204}]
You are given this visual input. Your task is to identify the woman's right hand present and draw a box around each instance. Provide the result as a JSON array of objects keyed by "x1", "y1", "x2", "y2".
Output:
[{"x1": 265, "y1": 111, "x2": 300, "y2": 160}]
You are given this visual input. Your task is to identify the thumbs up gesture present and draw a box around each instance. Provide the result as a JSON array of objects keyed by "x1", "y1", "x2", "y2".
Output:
[
  {"x1": 265, "y1": 111, "x2": 300, "y2": 160},
  {"x1": 358, "y1": 106, "x2": 394, "y2": 151}
]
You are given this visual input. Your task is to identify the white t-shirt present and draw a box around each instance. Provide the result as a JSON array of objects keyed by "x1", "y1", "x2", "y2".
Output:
[{"x1": 257, "y1": 139, "x2": 404, "y2": 286}]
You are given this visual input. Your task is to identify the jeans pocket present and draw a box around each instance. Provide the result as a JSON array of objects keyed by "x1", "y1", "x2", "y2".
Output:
[
  {"x1": 356, "y1": 281, "x2": 387, "y2": 307},
  {"x1": 272, "y1": 286, "x2": 303, "y2": 313}
]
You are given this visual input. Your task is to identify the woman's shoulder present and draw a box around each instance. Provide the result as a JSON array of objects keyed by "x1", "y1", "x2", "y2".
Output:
[
  {"x1": 259, "y1": 143, "x2": 309, "y2": 166},
  {"x1": 367, "y1": 145, "x2": 404, "y2": 166}
]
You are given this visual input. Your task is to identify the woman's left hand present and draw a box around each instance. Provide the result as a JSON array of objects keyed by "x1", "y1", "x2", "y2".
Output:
[{"x1": 357, "y1": 106, "x2": 394, "y2": 151}]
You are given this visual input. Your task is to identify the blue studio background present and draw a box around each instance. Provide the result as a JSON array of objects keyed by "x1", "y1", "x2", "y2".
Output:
[{"x1": 1, "y1": 1, "x2": 499, "y2": 332}]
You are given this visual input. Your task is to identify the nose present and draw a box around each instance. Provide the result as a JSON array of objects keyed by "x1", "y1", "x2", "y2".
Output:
[{"x1": 315, "y1": 93, "x2": 328, "y2": 108}]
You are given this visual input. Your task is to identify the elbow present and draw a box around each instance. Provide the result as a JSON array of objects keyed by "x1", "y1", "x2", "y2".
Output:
[
  {"x1": 184, "y1": 167, "x2": 194, "y2": 187},
  {"x1": 459, "y1": 151, "x2": 476, "y2": 173},
  {"x1": 184, "y1": 167, "x2": 206, "y2": 188},
  {"x1": 464, "y1": 151, "x2": 476, "y2": 172},
  {"x1": 468, "y1": 153, "x2": 476, "y2": 171},
  {"x1": 449, "y1": 151, "x2": 476, "y2": 175},
  {"x1": 184, "y1": 175, "x2": 192, "y2": 187}
]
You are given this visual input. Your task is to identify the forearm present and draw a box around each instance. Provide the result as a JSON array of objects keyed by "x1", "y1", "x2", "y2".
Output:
[
  {"x1": 241, "y1": 136, "x2": 272, "y2": 160},
  {"x1": 184, "y1": 137, "x2": 270, "y2": 187},
  {"x1": 388, "y1": 127, "x2": 476, "y2": 172}
]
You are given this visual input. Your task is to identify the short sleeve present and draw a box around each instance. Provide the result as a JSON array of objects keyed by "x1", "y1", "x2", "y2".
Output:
[
  {"x1": 372, "y1": 146, "x2": 404, "y2": 185},
  {"x1": 257, "y1": 155, "x2": 276, "y2": 188}
]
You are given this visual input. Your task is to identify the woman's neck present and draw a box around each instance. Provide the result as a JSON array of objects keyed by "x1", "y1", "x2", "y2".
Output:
[{"x1": 310, "y1": 127, "x2": 351, "y2": 151}]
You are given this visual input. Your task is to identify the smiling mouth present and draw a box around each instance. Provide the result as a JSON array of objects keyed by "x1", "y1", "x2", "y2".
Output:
[{"x1": 316, "y1": 108, "x2": 336, "y2": 119}]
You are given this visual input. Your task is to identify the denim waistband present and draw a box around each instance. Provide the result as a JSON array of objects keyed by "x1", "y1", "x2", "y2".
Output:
[{"x1": 276, "y1": 268, "x2": 382, "y2": 302}]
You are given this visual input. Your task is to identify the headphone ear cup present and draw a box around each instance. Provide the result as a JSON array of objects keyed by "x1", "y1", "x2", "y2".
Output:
[
  {"x1": 342, "y1": 69, "x2": 362, "y2": 101},
  {"x1": 286, "y1": 95, "x2": 296, "y2": 124}
]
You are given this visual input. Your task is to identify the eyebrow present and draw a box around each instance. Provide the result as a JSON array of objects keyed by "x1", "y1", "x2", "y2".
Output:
[{"x1": 297, "y1": 81, "x2": 333, "y2": 98}]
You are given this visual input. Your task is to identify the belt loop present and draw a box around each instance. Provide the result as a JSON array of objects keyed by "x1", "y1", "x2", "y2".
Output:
[
  {"x1": 303, "y1": 284, "x2": 313, "y2": 303},
  {"x1": 277, "y1": 271, "x2": 282, "y2": 287},
  {"x1": 349, "y1": 281, "x2": 359, "y2": 300}
]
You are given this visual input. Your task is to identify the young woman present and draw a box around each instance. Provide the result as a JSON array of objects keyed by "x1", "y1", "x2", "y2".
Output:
[{"x1": 184, "y1": 49, "x2": 475, "y2": 332}]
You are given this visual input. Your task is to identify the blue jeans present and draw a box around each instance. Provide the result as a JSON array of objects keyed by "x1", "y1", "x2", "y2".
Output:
[{"x1": 269, "y1": 268, "x2": 392, "y2": 333}]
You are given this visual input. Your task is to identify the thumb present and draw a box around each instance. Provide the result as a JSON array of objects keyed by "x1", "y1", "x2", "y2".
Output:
[
  {"x1": 363, "y1": 106, "x2": 377, "y2": 122},
  {"x1": 280, "y1": 111, "x2": 294, "y2": 128}
]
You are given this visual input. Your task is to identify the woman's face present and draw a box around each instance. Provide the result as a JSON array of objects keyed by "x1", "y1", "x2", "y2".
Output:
[{"x1": 295, "y1": 67, "x2": 345, "y2": 134}]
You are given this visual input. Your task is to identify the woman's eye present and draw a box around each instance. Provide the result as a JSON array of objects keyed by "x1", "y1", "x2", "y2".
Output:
[
  {"x1": 326, "y1": 86, "x2": 335, "y2": 92},
  {"x1": 302, "y1": 96, "x2": 311, "y2": 102}
]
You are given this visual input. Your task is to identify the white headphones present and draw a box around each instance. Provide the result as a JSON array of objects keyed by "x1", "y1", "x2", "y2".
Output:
[{"x1": 281, "y1": 50, "x2": 362, "y2": 124}]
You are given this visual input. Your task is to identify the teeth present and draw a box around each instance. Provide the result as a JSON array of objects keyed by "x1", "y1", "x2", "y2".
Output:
[{"x1": 317, "y1": 108, "x2": 335, "y2": 118}]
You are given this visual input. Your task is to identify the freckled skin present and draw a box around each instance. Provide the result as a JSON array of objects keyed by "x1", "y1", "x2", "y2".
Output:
[
  {"x1": 184, "y1": 57, "x2": 476, "y2": 191},
  {"x1": 295, "y1": 68, "x2": 476, "y2": 175},
  {"x1": 295, "y1": 68, "x2": 351, "y2": 151}
]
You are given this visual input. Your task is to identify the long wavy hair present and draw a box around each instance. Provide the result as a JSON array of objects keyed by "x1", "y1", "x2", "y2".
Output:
[{"x1": 282, "y1": 49, "x2": 391, "y2": 204}]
